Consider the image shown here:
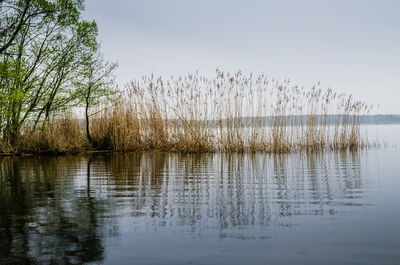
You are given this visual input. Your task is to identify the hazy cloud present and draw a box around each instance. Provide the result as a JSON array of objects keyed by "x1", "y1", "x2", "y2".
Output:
[{"x1": 83, "y1": 0, "x2": 400, "y2": 113}]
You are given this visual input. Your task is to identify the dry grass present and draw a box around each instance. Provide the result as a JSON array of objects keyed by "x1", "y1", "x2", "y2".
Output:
[
  {"x1": 89, "y1": 70, "x2": 370, "y2": 153},
  {"x1": 0, "y1": 70, "x2": 370, "y2": 154},
  {"x1": 0, "y1": 117, "x2": 86, "y2": 154}
]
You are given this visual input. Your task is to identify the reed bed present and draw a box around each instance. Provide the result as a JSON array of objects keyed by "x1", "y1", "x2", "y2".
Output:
[
  {"x1": 0, "y1": 117, "x2": 86, "y2": 154},
  {"x1": 0, "y1": 70, "x2": 370, "y2": 154},
  {"x1": 90, "y1": 70, "x2": 370, "y2": 153}
]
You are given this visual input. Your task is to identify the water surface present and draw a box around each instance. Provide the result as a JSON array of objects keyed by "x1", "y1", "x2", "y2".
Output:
[{"x1": 1, "y1": 126, "x2": 400, "y2": 265}]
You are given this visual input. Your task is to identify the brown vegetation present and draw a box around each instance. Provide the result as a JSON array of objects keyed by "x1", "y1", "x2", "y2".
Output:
[{"x1": 0, "y1": 70, "x2": 370, "y2": 154}]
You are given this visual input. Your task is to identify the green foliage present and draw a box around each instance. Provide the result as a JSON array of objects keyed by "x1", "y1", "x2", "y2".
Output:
[{"x1": 0, "y1": 0, "x2": 116, "y2": 143}]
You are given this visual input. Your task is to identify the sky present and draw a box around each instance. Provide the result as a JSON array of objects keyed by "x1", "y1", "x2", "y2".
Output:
[{"x1": 83, "y1": 0, "x2": 400, "y2": 114}]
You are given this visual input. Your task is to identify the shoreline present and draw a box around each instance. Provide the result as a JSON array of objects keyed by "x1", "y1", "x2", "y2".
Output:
[{"x1": 0, "y1": 145, "x2": 373, "y2": 157}]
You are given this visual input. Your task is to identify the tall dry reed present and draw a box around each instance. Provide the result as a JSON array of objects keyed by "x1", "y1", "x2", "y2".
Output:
[
  {"x1": 0, "y1": 70, "x2": 370, "y2": 154},
  {"x1": 89, "y1": 70, "x2": 370, "y2": 153}
]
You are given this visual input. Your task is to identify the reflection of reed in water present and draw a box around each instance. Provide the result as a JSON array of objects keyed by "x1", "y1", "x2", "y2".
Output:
[
  {"x1": 0, "y1": 151, "x2": 365, "y2": 262},
  {"x1": 97, "y1": 151, "x2": 363, "y2": 232}
]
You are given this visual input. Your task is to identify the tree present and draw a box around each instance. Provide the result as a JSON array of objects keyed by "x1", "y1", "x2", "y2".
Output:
[
  {"x1": 74, "y1": 49, "x2": 117, "y2": 145},
  {"x1": 0, "y1": 0, "x2": 84, "y2": 55},
  {"x1": 0, "y1": 0, "x2": 106, "y2": 143}
]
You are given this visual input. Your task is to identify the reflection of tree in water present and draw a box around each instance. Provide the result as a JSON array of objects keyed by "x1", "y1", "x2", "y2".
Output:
[
  {"x1": 96, "y1": 151, "x2": 364, "y2": 233},
  {"x1": 0, "y1": 155, "x2": 117, "y2": 264}
]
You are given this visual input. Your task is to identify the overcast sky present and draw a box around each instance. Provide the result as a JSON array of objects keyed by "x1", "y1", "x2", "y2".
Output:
[{"x1": 83, "y1": 0, "x2": 400, "y2": 114}]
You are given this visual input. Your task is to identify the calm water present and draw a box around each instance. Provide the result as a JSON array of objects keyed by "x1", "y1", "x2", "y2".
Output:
[{"x1": 1, "y1": 126, "x2": 400, "y2": 265}]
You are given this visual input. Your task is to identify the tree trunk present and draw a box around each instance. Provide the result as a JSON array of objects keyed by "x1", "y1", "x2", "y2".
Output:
[{"x1": 85, "y1": 96, "x2": 92, "y2": 145}]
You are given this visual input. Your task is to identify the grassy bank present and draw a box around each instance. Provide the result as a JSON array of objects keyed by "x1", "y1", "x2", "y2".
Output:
[{"x1": 0, "y1": 70, "x2": 370, "y2": 154}]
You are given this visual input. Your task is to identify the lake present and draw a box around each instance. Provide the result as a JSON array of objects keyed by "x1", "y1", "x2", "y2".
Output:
[{"x1": 1, "y1": 125, "x2": 400, "y2": 265}]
